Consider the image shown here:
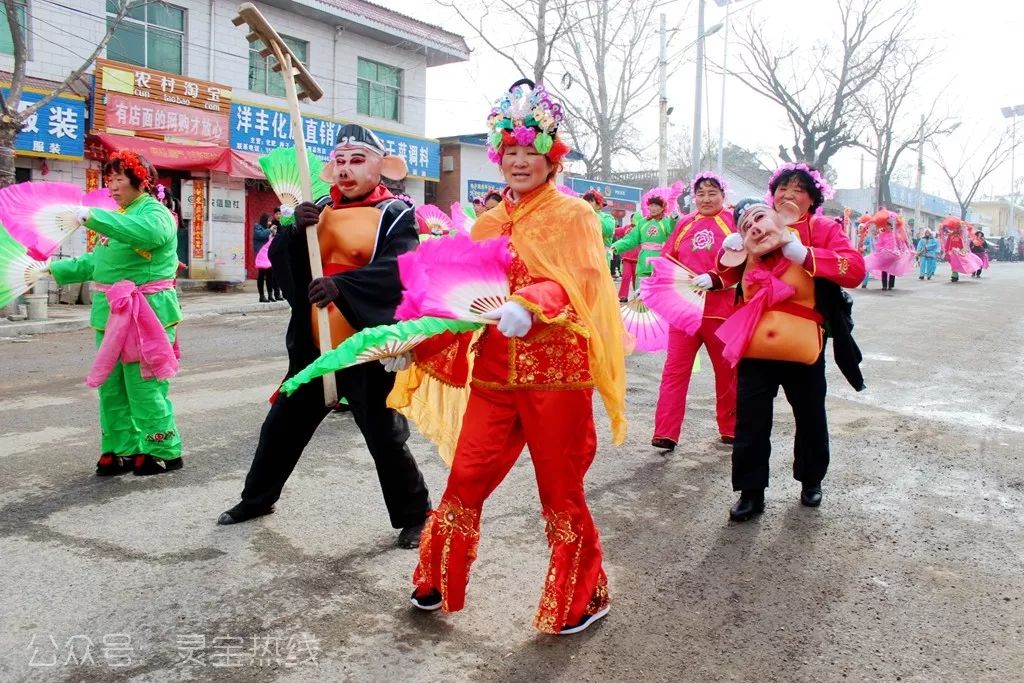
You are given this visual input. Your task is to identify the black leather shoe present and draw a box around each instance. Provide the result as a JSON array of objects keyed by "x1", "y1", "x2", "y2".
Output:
[
  {"x1": 398, "y1": 520, "x2": 426, "y2": 549},
  {"x1": 651, "y1": 437, "x2": 676, "y2": 450},
  {"x1": 800, "y1": 484, "x2": 823, "y2": 507},
  {"x1": 217, "y1": 502, "x2": 275, "y2": 525},
  {"x1": 729, "y1": 491, "x2": 765, "y2": 522}
]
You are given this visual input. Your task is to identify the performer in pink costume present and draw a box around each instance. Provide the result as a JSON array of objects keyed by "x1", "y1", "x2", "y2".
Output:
[
  {"x1": 651, "y1": 171, "x2": 738, "y2": 449},
  {"x1": 863, "y1": 209, "x2": 915, "y2": 290},
  {"x1": 940, "y1": 216, "x2": 983, "y2": 283}
]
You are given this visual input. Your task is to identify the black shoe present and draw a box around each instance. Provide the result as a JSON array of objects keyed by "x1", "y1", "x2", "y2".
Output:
[
  {"x1": 96, "y1": 452, "x2": 131, "y2": 476},
  {"x1": 800, "y1": 484, "x2": 823, "y2": 507},
  {"x1": 273, "y1": 294, "x2": 284, "y2": 301},
  {"x1": 217, "y1": 502, "x2": 275, "y2": 525},
  {"x1": 729, "y1": 491, "x2": 765, "y2": 522},
  {"x1": 259, "y1": 295, "x2": 269, "y2": 303},
  {"x1": 919, "y1": 276, "x2": 924, "y2": 280},
  {"x1": 410, "y1": 588, "x2": 442, "y2": 611},
  {"x1": 397, "y1": 520, "x2": 426, "y2": 549},
  {"x1": 720, "y1": 435, "x2": 735, "y2": 445},
  {"x1": 132, "y1": 454, "x2": 183, "y2": 476},
  {"x1": 651, "y1": 437, "x2": 676, "y2": 450}
]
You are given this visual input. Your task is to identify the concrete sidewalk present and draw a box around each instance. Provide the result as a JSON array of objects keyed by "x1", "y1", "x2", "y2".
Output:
[{"x1": 0, "y1": 284, "x2": 288, "y2": 337}]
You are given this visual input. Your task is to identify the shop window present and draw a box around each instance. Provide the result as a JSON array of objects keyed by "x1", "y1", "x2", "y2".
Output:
[
  {"x1": 357, "y1": 58, "x2": 401, "y2": 122},
  {"x1": 248, "y1": 35, "x2": 308, "y2": 97},
  {"x1": 106, "y1": 0, "x2": 185, "y2": 74},
  {"x1": 0, "y1": 0, "x2": 28, "y2": 57}
]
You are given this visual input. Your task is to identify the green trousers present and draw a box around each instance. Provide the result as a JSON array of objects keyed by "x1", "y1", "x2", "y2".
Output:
[{"x1": 95, "y1": 328, "x2": 181, "y2": 460}]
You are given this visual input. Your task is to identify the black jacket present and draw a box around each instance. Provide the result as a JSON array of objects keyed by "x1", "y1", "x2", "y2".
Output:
[
  {"x1": 269, "y1": 198, "x2": 418, "y2": 379},
  {"x1": 815, "y1": 279, "x2": 866, "y2": 391}
]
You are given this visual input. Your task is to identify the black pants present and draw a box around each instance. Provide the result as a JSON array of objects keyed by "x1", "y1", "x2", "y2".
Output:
[
  {"x1": 239, "y1": 361, "x2": 431, "y2": 528},
  {"x1": 881, "y1": 271, "x2": 895, "y2": 289},
  {"x1": 731, "y1": 353, "x2": 829, "y2": 492},
  {"x1": 257, "y1": 268, "x2": 280, "y2": 299}
]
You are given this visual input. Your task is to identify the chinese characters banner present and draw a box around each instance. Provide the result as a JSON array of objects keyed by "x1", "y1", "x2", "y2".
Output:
[
  {"x1": 2, "y1": 84, "x2": 85, "y2": 159},
  {"x1": 192, "y1": 180, "x2": 206, "y2": 260},
  {"x1": 105, "y1": 94, "x2": 228, "y2": 145},
  {"x1": 85, "y1": 168, "x2": 100, "y2": 251}
]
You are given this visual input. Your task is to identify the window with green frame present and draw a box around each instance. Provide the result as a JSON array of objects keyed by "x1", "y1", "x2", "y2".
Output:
[
  {"x1": 357, "y1": 58, "x2": 401, "y2": 122},
  {"x1": 0, "y1": 0, "x2": 28, "y2": 57},
  {"x1": 106, "y1": 0, "x2": 185, "y2": 74},
  {"x1": 248, "y1": 35, "x2": 308, "y2": 97}
]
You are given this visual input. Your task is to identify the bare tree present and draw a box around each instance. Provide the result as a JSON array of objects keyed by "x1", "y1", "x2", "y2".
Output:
[
  {"x1": 931, "y1": 130, "x2": 1017, "y2": 220},
  {"x1": 0, "y1": 0, "x2": 133, "y2": 187},
  {"x1": 549, "y1": 0, "x2": 663, "y2": 180},
  {"x1": 436, "y1": 0, "x2": 572, "y2": 85},
  {"x1": 731, "y1": 0, "x2": 916, "y2": 170},
  {"x1": 853, "y1": 44, "x2": 957, "y2": 207}
]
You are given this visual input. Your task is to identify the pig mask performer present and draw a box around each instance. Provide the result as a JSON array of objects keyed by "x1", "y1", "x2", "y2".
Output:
[{"x1": 218, "y1": 124, "x2": 431, "y2": 550}]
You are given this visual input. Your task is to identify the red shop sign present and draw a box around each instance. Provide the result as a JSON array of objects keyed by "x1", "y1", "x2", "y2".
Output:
[{"x1": 106, "y1": 93, "x2": 228, "y2": 146}]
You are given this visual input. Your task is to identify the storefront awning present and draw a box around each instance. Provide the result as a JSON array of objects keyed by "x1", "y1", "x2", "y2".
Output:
[{"x1": 90, "y1": 134, "x2": 266, "y2": 180}]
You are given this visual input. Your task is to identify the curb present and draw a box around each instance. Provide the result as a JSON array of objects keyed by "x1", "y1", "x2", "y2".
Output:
[{"x1": 0, "y1": 301, "x2": 290, "y2": 338}]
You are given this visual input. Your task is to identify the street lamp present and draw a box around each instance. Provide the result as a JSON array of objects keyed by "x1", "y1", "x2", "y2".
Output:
[
  {"x1": 658, "y1": 15, "x2": 722, "y2": 186},
  {"x1": 1001, "y1": 104, "x2": 1024, "y2": 238}
]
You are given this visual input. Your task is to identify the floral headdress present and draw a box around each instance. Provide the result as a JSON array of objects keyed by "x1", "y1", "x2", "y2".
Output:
[
  {"x1": 640, "y1": 180, "x2": 685, "y2": 219},
  {"x1": 106, "y1": 149, "x2": 154, "y2": 191},
  {"x1": 691, "y1": 170, "x2": 728, "y2": 196},
  {"x1": 486, "y1": 79, "x2": 570, "y2": 165},
  {"x1": 765, "y1": 162, "x2": 834, "y2": 207}
]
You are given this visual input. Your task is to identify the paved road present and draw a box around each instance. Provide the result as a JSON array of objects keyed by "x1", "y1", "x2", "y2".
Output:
[{"x1": 0, "y1": 266, "x2": 1022, "y2": 682}]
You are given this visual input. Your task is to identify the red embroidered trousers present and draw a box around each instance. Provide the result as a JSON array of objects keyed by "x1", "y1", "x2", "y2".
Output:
[{"x1": 412, "y1": 386, "x2": 609, "y2": 633}]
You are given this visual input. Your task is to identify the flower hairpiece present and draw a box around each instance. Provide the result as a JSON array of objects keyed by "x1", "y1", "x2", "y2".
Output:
[
  {"x1": 486, "y1": 80, "x2": 566, "y2": 162},
  {"x1": 766, "y1": 162, "x2": 834, "y2": 204},
  {"x1": 691, "y1": 170, "x2": 728, "y2": 195},
  {"x1": 108, "y1": 150, "x2": 153, "y2": 190},
  {"x1": 156, "y1": 183, "x2": 166, "y2": 201}
]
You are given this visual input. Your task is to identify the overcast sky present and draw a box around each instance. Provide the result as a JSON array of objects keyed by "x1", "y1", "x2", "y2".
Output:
[{"x1": 386, "y1": 0, "x2": 1023, "y2": 199}]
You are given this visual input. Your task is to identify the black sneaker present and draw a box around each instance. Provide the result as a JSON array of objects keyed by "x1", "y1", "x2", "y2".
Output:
[
  {"x1": 96, "y1": 453, "x2": 131, "y2": 476},
  {"x1": 132, "y1": 454, "x2": 183, "y2": 476},
  {"x1": 410, "y1": 588, "x2": 442, "y2": 611},
  {"x1": 559, "y1": 606, "x2": 610, "y2": 635}
]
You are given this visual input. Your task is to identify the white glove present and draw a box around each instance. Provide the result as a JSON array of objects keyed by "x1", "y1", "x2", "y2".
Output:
[
  {"x1": 76, "y1": 206, "x2": 91, "y2": 225},
  {"x1": 722, "y1": 233, "x2": 743, "y2": 251},
  {"x1": 481, "y1": 300, "x2": 533, "y2": 338},
  {"x1": 380, "y1": 353, "x2": 412, "y2": 372},
  {"x1": 691, "y1": 273, "x2": 714, "y2": 290},
  {"x1": 781, "y1": 236, "x2": 809, "y2": 263}
]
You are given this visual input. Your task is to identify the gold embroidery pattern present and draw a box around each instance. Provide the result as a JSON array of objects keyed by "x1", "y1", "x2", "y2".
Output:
[
  {"x1": 534, "y1": 509, "x2": 586, "y2": 633},
  {"x1": 584, "y1": 573, "x2": 611, "y2": 616},
  {"x1": 434, "y1": 498, "x2": 480, "y2": 612},
  {"x1": 837, "y1": 256, "x2": 849, "y2": 276},
  {"x1": 511, "y1": 329, "x2": 592, "y2": 387}
]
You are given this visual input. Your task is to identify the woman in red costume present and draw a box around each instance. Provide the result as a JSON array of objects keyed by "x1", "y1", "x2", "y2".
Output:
[
  {"x1": 651, "y1": 171, "x2": 738, "y2": 450},
  {"x1": 395, "y1": 79, "x2": 627, "y2": 635}
]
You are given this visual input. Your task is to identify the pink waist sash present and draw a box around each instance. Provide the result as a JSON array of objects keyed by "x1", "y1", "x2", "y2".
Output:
[{"x1": 87, "y1": 279, "x2": 179, "y2": 388}]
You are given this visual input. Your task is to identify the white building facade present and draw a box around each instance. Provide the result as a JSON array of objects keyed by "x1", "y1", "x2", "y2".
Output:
[{"x1": 1, "y1": 0, "x2": 467, "y2": 280}]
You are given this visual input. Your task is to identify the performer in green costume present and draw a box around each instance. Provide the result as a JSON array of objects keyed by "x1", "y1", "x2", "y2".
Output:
[
  {"x1": 612, "y1": 195, "x2": 675, "y2": 287},
  {"x1": 49, "y1": 150, "x2": 184, "y2": 476},
  {"x1": 583, "y1": 189, "x2": 616, "y2": 270}
]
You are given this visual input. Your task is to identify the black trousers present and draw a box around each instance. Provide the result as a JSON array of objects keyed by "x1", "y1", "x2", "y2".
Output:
[
  {"x1": 256, "y1": 268, "x2": 280, "y2": 298},
  {"x1": 239, "y1": 361, "x2": 431, "y2": 529},
  {"x1": 731, "y1": 353, "x2": 829, "y2": 492}
]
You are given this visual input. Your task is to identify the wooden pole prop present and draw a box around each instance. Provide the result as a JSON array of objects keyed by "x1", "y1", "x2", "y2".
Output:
[{"x1": 232, "y1": 3, "x2": 337, "y2": 406}]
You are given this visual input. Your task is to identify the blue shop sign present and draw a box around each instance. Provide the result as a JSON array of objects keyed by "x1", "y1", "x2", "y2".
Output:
[
  {"x1": 2, "y1": 85, "x2": 86, "y2": 159},
  {"x1": 230, "y1": 101, "x2": 440, "y2": 181},
  {"x1": 568, "y1": 177, "x2": 642, "y2": 204},
  {"x1": 467, "y1": 178, "x2": 504, "y2": 199}
]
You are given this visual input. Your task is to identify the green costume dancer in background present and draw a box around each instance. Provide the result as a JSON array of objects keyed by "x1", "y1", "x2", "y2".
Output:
[
  {"x1": 582, "y1": 189, "x2": 617, "y2": 270},
  {"x1": 49, "y1": 150, "x2": 184, "y2": 476},
  {"x1": 612, "y1": 194, "x2": 675, "y2": 287}
]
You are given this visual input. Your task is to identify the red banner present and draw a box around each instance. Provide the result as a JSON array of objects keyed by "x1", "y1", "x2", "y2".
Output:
[
  {"x1": 85, "y1": 167, "x2": 100, "y2": 251},
  {"x1": 105, "y1": 93, "x2": 228, "y2": 145},
  {"x1": 192, "y1": 180, "x2": 205, "y2": 259}
]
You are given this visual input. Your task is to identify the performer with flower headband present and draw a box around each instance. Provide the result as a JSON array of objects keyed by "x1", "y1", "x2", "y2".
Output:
[
  {"x1": 216, "y1": 123, "x2": 431, "y2": 550},
  {"x1": 611, "y1": 181, "x2": 682, "y2": 292},
  {"x1": 651, "y1": 171, "x2": 738, "y2": 451},
  {"x1": 46, "y1": 150, "x2": 184, "y2": 475},
  {"x1": 395, "y1": 79, "x2": 627, "y2": 635},
  {"x1": 714, "y1": 163, "x2": 865, "y2": 521}
]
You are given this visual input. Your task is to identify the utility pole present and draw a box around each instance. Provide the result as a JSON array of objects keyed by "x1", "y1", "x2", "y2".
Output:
[
  {"x1": 1010, "y1": 114, "x2": 1018, "y2": 237},
  {"x1": 913, "y1": 114, "x2": 925, "y2": 236},
  {"x1": 716, "y1": 1, "x2": 730, "y2": 177},
  {"x1": 689, "y1": 0, "x2": 706, "y2": 177},
  {"x1": 658, "y1": 13, "x2": 668, "y2": 187}
]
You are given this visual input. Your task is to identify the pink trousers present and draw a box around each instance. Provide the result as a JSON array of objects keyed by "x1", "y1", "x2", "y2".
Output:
[{"x1": 653, "y1": 318, "x2": 737, "y2": 442}]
